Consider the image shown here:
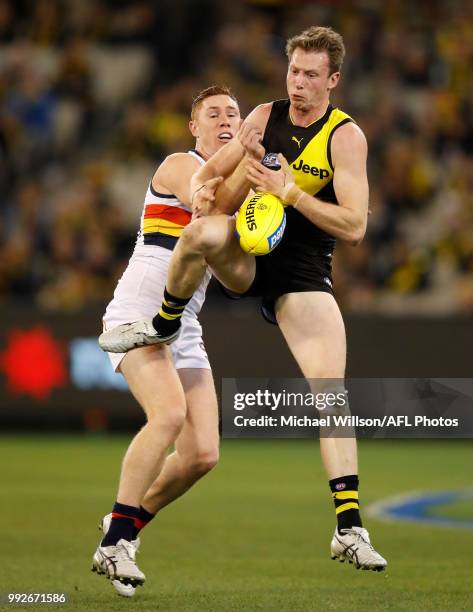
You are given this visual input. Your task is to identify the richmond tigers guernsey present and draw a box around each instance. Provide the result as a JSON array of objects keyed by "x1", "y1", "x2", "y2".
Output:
[
  {"x1": 237, "y1": 100, "x2": 355, "y2": 323},
  {"x1": 262, "y1": 99, "x2": 353, "y2": 254}
]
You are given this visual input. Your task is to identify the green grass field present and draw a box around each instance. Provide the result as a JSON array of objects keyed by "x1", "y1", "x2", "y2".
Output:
[{"x1": 2, "y1": 436, "x2": 472, "y2": 611}]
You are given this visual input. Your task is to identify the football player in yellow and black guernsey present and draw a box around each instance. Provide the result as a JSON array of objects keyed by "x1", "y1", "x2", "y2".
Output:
[{"x1": 100, "y1": 26, "x2": 387, "y2": 571}]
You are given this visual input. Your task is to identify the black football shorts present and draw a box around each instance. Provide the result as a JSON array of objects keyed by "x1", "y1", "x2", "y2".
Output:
[{"x1": 224, "y1": 240, "x2": 334, "y2": 325}]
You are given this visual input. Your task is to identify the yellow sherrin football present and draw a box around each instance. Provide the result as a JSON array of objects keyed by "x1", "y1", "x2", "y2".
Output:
[{"x1": 235, "y1": 192, "x2": 286, "y2": 256}]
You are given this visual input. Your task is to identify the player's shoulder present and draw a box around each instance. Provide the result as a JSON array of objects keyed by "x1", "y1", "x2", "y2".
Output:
[
  {"x1": 331, "y1": 116, "x2": 367, "y2": 151},
  {"x1": 159, "y1": 151, "x2": 202, "y2": 171},
  {"x1": 153, "y1": 151, "x2": 201, "y2": 193},
  {"x1": 154, "y1": 152, "x2": 201, "y2": 179},
  {"x1": 254, "y1": 102, "x2": 274, "y2": 116},
  {"x1": 245, "y1": 102, "x2": 274, "y2": 128}
]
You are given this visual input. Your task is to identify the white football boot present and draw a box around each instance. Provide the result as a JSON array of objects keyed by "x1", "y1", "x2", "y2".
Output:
[
  {"x1": 99, "y1": 319, "x2": 180, "y2": 353},
  {"x1": 92, "y1": 516, "x2": 144, "y2": 595},
  {"x1": 330, "y1": 526, "x2": 387, "y2": 571}
]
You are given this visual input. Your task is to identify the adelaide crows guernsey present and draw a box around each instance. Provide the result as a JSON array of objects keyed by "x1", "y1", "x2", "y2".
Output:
[
  {"x1": 135, "y1": 149, "x2": 204, "y2": 251},
  {"x1": 262, "y1": 99, "x2": 353, "y2": 253}
]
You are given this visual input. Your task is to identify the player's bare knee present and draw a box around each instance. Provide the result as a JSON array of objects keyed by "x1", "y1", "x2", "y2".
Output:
[
  {"x1": 146, "y1": 405, "x2": 186, "y2": 439},
  {"x1": 181, "y1": 217, "x2": 225, "y2": 256},
  {"x1": 184, "y1": 446, "x2": 219, "y2": 479}
]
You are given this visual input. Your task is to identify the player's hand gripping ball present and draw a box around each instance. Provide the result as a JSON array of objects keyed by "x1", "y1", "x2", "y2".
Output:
[{"x1": 235, "y1": 192, "x2": 286, "y2": 255}]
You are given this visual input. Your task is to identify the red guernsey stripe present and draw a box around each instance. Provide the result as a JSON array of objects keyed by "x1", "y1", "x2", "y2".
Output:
[
  {"x1": 112, "y1": 511, "x2": 135, "y2": 520},
  {"x1": 144, "y1": 204, "x2": 191, "y2": 226}
]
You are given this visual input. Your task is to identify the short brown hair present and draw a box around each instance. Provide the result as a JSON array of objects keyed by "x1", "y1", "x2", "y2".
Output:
[
  {"x1": 286, "y1": 26, "x2": 345, "y2": 75},
  {"x1": 191, "y1": 85, "x2": 238, "y2": 120}
]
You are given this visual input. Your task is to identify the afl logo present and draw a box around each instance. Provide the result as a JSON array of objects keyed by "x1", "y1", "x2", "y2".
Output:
[
  {"x1": 262, "y1": 152, "x2": 281, "y2": 171},
  {"x1": 335, "y1": 483, "x2": 346, "y2": 491}
]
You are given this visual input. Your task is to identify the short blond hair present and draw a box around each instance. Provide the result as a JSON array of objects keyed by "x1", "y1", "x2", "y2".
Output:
[
  {"x1": 191, "y1": 85, "x2": 238, "y2": 120},
  {"x1": 286, "y1": 26, "x2": 345, "y2": 75}
]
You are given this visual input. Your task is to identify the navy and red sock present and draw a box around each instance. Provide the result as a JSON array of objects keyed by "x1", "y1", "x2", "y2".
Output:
[
  {"x1": 133, "y1": 506, "x2": 156, "y2": 539},
  {"x1": 101, "y1": 502, "x2": 156, "y2": 546}
]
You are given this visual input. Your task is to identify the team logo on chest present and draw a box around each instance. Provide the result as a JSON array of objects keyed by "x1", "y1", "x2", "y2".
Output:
[{"x1": 262, "y1": 152, "x2": 281, "y2": 170}]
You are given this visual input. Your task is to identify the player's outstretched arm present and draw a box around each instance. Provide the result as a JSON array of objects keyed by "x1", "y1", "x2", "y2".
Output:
[
  {"x1": 190, "y1": 137, "x2": 245, "y2": 195},
  {"x1": 246, "y1": 122, "x2": 369, "y2": 245},
  {"x1": 191, "y1": 104, "x2": 273, "y2": 215},
  {"x1": 190, "y1": 139, "x2": 249, "y2": 216}
]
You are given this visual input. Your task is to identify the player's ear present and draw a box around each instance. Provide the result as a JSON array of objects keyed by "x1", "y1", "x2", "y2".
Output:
[
  {"x1": 189, "y1": 120, "x2": 198, "y2": 138},
  {"x1": 328, "y1": 71, "x2": 340, "y2": 90}
]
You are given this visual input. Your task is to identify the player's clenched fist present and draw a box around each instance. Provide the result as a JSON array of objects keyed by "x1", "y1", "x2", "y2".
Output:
[{"x1": 237, "y1": 122, "x2": 265, "y2": 160}]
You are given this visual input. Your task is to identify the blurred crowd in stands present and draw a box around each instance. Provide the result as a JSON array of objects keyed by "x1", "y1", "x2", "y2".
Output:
[{"x1": 1, "y1": 0, "x2": 472, "y2": 313}]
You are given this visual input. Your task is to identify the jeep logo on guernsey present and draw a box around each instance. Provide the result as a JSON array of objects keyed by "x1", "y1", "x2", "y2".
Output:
[{"x1": 293, "y1": 159, "x2": 330, "y2": 179}]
